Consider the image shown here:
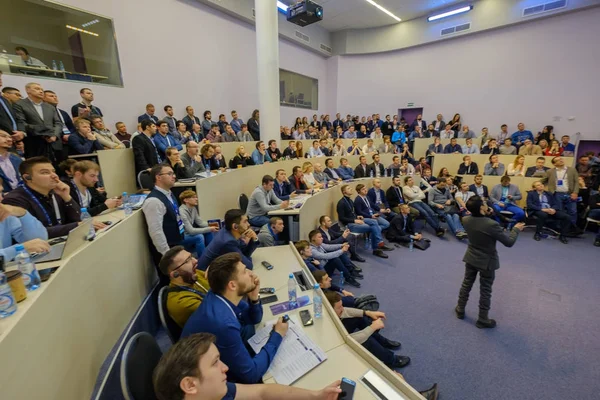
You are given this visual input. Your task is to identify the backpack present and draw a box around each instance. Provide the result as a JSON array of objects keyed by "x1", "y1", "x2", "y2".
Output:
[{"x1": 353, "y1": 294, "x2": 380, "y2": 311}]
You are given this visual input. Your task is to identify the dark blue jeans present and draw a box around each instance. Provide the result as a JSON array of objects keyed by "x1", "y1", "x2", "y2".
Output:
[
  {"x1": 324, "y1": 257, "x2": 353, "y2": 280},
  {"x1": 553, "y1": 192, "x2": 577, "y2": 224},
  {"x1": 409, "y1": 201, "x2": 440, "y2": 231},
  {"x1": 249, "y1": 215, "x2": 270, "y2": 228},
  {"x1": 342, "y1": 317, "x2": 395, "y2": 366},
  {"x1": 181, "y1": 232, "x2": 214, "y2": 256}
]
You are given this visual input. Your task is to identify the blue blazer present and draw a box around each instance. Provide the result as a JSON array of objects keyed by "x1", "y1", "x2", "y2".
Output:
[
  {"x1": 367, "y1": 188, "x2": 390, "y2": 211},
  {"x1": 59, "y1": 109, "x2": 75, "y2": 134},
  {"x1": 137, "y1": 114, "x2": 159, "y2": 124},
  {"x1": 197, "y1": 229, "x2": 258, "y2": 271},
  {"x1": 444, "y1": 144, "x2": 463, "y2": 154},
  {"x1": 68, "y1": 133, "x2": 103, "y2": 155},
  {"x1": 153, "y1": 133, "x2": 182, "y2": 159},
  {"x1": 354, "y1": 196, "x2": 376, "y2": 218},
  {"x1": 0, "y1": 153, "x2": 22, "y2": 192},
  {"x1": 526, "y1": 190, "x2": 558, "y2": 211},
  {"x1": 273, "y1": 180, "x2": 294, "y2": 200},
  {"x1": 469, "y1": 184, "x2": 489, "y2": 199}
]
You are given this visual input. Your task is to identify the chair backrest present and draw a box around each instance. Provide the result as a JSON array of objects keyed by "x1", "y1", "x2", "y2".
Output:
[
  {"x1": 120, "y1": 332, "x2": 162, "y2": 400},
  {"x1": 138, "y1": 170, "x2": 154, "y2": 190},
  {"x1": 158, "y1": 286, "x2": 183, "y2": 343},
  {"x1": 238, "y1": 193, "x2": 249, "y2": 213}
]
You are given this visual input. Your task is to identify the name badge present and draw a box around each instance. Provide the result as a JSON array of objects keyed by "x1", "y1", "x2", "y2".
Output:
[
  {"x1": 500, "y1": 197, "x2": 507, "y2": 202},
  {"x1": 557, "y1": 179, "x2": 564, "y2": 186}
]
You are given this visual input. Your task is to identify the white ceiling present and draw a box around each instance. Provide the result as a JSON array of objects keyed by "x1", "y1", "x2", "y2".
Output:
[{"x1": 283, "y1": 0, "x2": 469, "y2": 31}]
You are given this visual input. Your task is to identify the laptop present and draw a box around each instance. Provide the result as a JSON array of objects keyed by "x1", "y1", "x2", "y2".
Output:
[
  {"x1": 32, "y1": 220, "x2": 93, "y2": 263},
  {"x1": 1, "y1": 54, "x2": 25, "y2": 66}
]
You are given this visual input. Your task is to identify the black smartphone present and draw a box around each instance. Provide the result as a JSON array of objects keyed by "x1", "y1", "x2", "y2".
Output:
[
  {"x1": 259, "y1": 287, "x2": 275, "y2": 294},
  {"x1": 282, "y1": 314, "x2": 290, "y2": 323},
  {"x1": 338, "y1": 377, "x2": 356, "y2": 400},
  {"x1": 261, "y1": 294, "x2": 278, "y2": 304},
  {"x1": 299, "y1": 309, "x2": 313, "y2": 326},
  {"x1": 261, "y1": 261, "x2": 273, "y2": 270}
]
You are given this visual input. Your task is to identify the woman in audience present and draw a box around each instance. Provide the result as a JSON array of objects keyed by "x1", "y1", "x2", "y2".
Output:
[
  {"x1": 536, "y1": 125, "x2": 554, "y2": 144},
  {"x1": 293, "y1": 117, "x2": 302, "y2": 131},
  {"x1": 295, "y1": 141, "x2": 305, "y2": 158},
  {"x1": 332, "y1": 138, "x2": 347, "y2": 156},
  {"x1": 538, "y1": 139, "x2": 549, "y2": 152},
  {"x1": 545, "y1": 139, "x2": 563, "y2": 156},
  {"x1": 507, "y1": 155, "x2": 526, "y2": 176},
  {"x1": 438, "y1": 167, "x2": 451, "y2": 179},
  {"x1": 229, "y1": 145, "x2": 254, "y2": 169},
  {"x1": 302, "y1": 162, "x2": 323, "y2": 190},
  {"x1": 449, "y1": 113, "x2": 462, "y2": 133},
  {"x1": 302, "y1": 116, "x2": 309, "y2": 129},
  {"x1": 165, "y1": 147, "x2": 189, "y2": 179}
]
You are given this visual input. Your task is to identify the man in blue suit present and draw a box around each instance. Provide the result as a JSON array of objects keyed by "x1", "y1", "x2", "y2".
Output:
[
  {"x1": 0, "y1": 130, "x2": 22, "y2": 192},
  {"x1": 469, "y1": 175, "x2": 489, "y2": 201},
  {"x1": 526, "y1": 180, "x2": 571, "y2": 243},
  {"x1": 367, "y1": 178, "x2": 397, "y2": 221},
  {"x1": 273, "y1": 169, "x2": 296, "y2": 200},
  {"x1": 337, "y1": 158, "x2": 355, "y2": 180},
  {"x1": 354, "y1": 183, "x2": 391, "y2": 230},
  {"x1": 197, "y1": 209, "x2": 259, "y2": 271},
  {"x1": 153, "y1": 120, "x2": 182, "y2": 159},
  {"x1": 182, "y1": 252, "x2": 288, "y2": 383},
  {"x1": 137, "y1": 103, "x2": 159, "y2": 124}
]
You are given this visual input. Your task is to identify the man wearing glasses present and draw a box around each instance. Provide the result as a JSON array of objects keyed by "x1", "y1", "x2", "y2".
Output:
[
  {"x1": 142, "y1": 164, "x2": 206, "y2": 256},
  {"x1": 158, "y1": 245, "x2": 209, "y2": 328}
]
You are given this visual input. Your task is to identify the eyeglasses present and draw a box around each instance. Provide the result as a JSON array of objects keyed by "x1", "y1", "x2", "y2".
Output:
[
  {"x1": 173, "y1": 255, "x2": 193, "y2": 273},
  {"x1": 159, "y1": 172, "x2": 175, "y2": 176}
]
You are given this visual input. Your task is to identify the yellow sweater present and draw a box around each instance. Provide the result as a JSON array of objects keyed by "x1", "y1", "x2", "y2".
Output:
[{"x1": 167, "y1": 271, "x2": 210, "y2": 328}]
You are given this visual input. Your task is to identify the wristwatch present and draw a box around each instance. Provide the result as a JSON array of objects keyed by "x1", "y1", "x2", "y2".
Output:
[{"x1": 250, "y1": 295, "x2": 261, "y2": 305}]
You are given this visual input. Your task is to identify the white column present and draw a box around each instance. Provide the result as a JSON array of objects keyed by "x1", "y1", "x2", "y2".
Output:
[{"x1": 255, "y1": 0, "x2": 281, "y2": 146}]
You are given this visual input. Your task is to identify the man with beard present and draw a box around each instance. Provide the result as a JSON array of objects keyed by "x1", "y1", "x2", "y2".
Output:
[
  {"x1": 159, "y1": 246, "x2": 210, "y2": 328},
  {"x1": 182, "y1": 252, "x2": 289, "y2": 384}
]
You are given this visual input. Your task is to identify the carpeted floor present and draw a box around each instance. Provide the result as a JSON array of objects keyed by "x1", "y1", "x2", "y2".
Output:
[{"x1": 345, "y1": 231, "x2": 600, "y2": 400}]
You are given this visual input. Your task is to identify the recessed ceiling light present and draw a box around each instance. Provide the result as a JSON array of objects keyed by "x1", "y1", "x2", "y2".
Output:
[
  {"x1": 364, "y1": 0, "x2": 401, "y2": 22},
  {"x1": 428, "y1": 5, "x2": 473, "y2": 22},
  {"x1": 277, "y1": 1, "x2": 288, "y2": 12},
  {"x1": 66, "y1": 25, "x2": 99, "y2": 37}
]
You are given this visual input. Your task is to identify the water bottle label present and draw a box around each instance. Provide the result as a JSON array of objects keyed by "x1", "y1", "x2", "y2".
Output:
[
  {"x1": 0, "y1": 293, "x2": 15, "y2": 311},
  {"x1": 22, "y1": 273, "x2": 31, "y2": 286}
]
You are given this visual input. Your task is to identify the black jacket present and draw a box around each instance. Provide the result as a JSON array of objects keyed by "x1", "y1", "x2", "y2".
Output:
[
  {"x1": 290, "y1": 176, "x2": 308, "y2": 194},
  {"x1": 386, "y1": 186, "x2": 408, "y2": 209},
  {"x1": 68, "y1": 181, "x2": 108, "y2": 216},
  {"x1": 132, "y1": 133, "x2": 160, "y2": 175},
  {"x1": 457, "y1": 162, "x2": 479, "y2": 175},
  {"x1": 336, "y1": 196, "x2": 358, "y2": 226},
  {"x1": 354, "y1": 164, "x2": 370, "y2": 178},
  {"x1": 386, "y1": 214, "x2": 415, "y2": 243},
  {"x1": 229, "y1": 155, "x2": 254, "y2": 169}
]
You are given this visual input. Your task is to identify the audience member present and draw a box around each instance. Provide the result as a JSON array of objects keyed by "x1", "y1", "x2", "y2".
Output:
[
  {"x1": 433, "y1": 114, "x2": 445, "y2": 132},
  {"x1": 0, "y1": 86, "x2": 22, "y2": 140},
  {"x1": 511, "y1": 123, "x2": 534, "y2": 146},
  {"x1": 158, "y1": 246, "x2": 209, "y2": 328},
  {"x1": 308, "y1": 230, "x2": 362, "y2": 287},
  {"x1": 497, "y1": 124, "x2": 509, "y2": 142},
  {"x1": 402, "y1": 176, "x2": 445, "y2": 236},
  {"x1": 43, "y1": 90, "x2": 72, "y2": 159},
  {"x1": 180, "y1": 141, "x2": 205, "y2": 176},
  {"x1": 443, "y1": 138, "x2": 462, "y2": 154},
  {"x1": 71, "y1": 87, "x2": 102, "y2": 118},
  {"x1": 0, "y1": 198, "x2": 50, "y2": 261},
  {"x1": 266, "y1": 139, "x2": 281, "y2": 162},
  {"x1": 541, "y1": 156, "x2": 579, "y2": 225},
  {"x1": 484, "y1": 154, "x2": 505, "y2": 176},
  {"x1": 251, "y1": 141, "x2": 271, "y2": 165},
  {"x1": 15, "y1": 46, "x2": 47, "y2": 68},
  {"x1": 489, "y1": 176, "x2": 525, "y2": 221},
  {"x1": 535, "y1": 125, "x2": 554, "y2": 144},
  {"x1": 162, "y1": 105, "x2": 178, "y2": 136},
  {"x1": 336, "y1": 184, "x2": 392, "y2": 258},
  {"x1": 229, "y1": 110, "x2": 244, "y2": 134},
  {"x1": 385, "y1": 175, "x2": 417, "y2": 217},
  {"x1": 481, "y1": 138, "x2": 500, "y2": 155},
  {"x1": 457, "y1": 155, "x2": 479, "y2": 175},
  {"x1": 455, "y1": 182, "x2": 475, "y2": 216},
  {"x1": 425, "y1": 124, "x2": 438, "y2": 138},
  {"x1": 221, "y1": 123, "x2": 239, "y2": 142},
  {"x1": 114, "y1": 122, "x2": 132, "y2": 146},
  {"x1": 312, "y1": 162, "x2": 330, "y2": 186},
  {"x1": 325, "y1": 291, "x2": 409, "y2": 369},
  {"x1": 440, "y1": 124, "x2": 455, "y2": 139},
  {"x1": 302, "y1": 162, "x2": 323, "y2": 190},
  {"x1": 319, "y1": 138, "x2": 331, "y2": 156},
  {"x1": 354, "y1": 155, "x2": 370, "y2": 178},
  {"x1": 292, "y1": 125, "x2": 307, "y2": 140},
  {"x1": 343, "y1": 125, "x2": 357, "y2": 139},
  {"x1": 165, "y1": 147, "x2": 190, "y2": 179},
  {"x1": 458, "y1": 125, "x2": 477, "y2": 139},
  {"x1": 197, "y1": 209, "x2": 258, "y2": 271},
  {"x1": 89, "y1": 115, "x2": 124, "y2": 149},
  {"x1": 506, "y1": 155, "x2": 526, "y2": 177},
  {"x1": 324, "y1": 158, "x2": 343, "y2": 181},
  {"x1": 527, "y1": 181, "x2": 571, "y2": 243},
  {"x1": 469, "y1": 175, "x2": 489, "y2": 201},
  {"x1": 0, "y1": 130, "x2": 22, "y2": 192},
  {"x1": 290, "y1": 165, "x2": 311, "y2": 194},
  {"x1": 545, "y1": 139, "x2": 563, "y2": 156},
  {"x1": 69, "y1": 160, "x2": 120, "y2": 216},
  {"x1": 247, "y1": 175, "x2": 288, "y2": 227},
  {"x1": 182, "y1": 106, "x2": 201, "y2": 132},
  {"x1": 2, "y1": 157, "x2": 81, "y2": 238},
  {"x1": 212, "y1": 146, "x2": 227, "y2": 170},
  {"x1": 14, "y1": 82, "x2": 62, "y2": 160},
  {"x1": 68, "y1": 118, "x2": 104, "y2": 155},
  {"x1": 132, "y1": 120, "x2": 161, "y2": 176},
  {"x1": 347, "y1": 138, "x2": 362, "y2": 155},
  {"x1": 257, "y1": 216, "x2": 284, "y2": 247},
  {"x1": 385, "y1": 204, "x2": 422, "y2": 245},
  {"x1": 525, "y1": 157, "x2": 549, "y2": 177},
  {"x1": 236, "y1": 123, "x2": 254, "y2": 142},
  {"x1": 399, "y1": 158, "x2": 415, "y2": 176},
  {"x1": 308, "y1": 140, "x2": 324, "y2": 157},
  {"x1": 318, "y1": 215, "x2": 364, "y2": 263},
  {"x1": 229, "y1": 145, "x2": 254, "y2": 169},
  {"x1": 200, "y1": 110, "x2": 215, "y2": 136},
  {"x1": 479, "y1": 127, "x2": 490, "y2": 148},
  {"x1": 354, "y1": 184, "x2": 391, "y2": 231},
  {"x1": 392, "y1": 126, "x2": 407, "y2": 148},
  {"x1": 560, "y1": 135, "x2": 575, "y2": 156},
  {"x1": 518, "y1": 138, "x2": 541, "y2": 155},
  {"x1": 247, "y1": 109, "x2": 260, "y2": 140},
  {"x1": 182, "y1": 252, "x2": 286, "y2": 384},
  {"x1": 499, "y1": 138, "x2": 516, "y2": 155},
  {"x1": 137, "y1": 103, "x2": 159, "y2": 124},
  {"x1": 272, "y1": 169, "x2": 296, "y2": 200},
  {"x1": 367, "y1": 179, "x2": 397, "y2": 221},
  {"x1": 588, "y1": 188, "x2": 600, "y2": 247},
  {"x1": 189, "y1": 123, "x2": 204, "y2": 143},
  {"x1": 538, "y1": 139, "x2": 549, "y2": 152},
  {"x1": 331, "y1": 138, "x2": 347, "y2": 156},
  {"x1": 413, "y1": 157, "x2": 429, "y2": 175},
  {"x1": 428, "y1": 180, "x2": 467, "y2": 239},
  {"x1": 282, "y1": 140, "x2": 298, "y2": 159},
  {"x1": 370, "y1": 154, "x2": 386, "y2": 177},
  {"x1": 362, "y1": 138, "x2": 377, "y2": 154},
  {"x1": 179, "y1": 190, "x2": 217, "y2": 256},
  {"x1": 462, "y1": 137, "x2": 479, "y2": 154}
]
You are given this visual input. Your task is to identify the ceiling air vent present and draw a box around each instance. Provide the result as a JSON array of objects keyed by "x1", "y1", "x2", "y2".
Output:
[
  {"x1": 523, "y1": 0, "x2": 567, "y2": 17},
  {"x1": 441, "y1": 22, "x2": 471, "y2": 36},
  {"x1": 320, "y1": 43, "x2": 332, "y2": 54},
  {"x1": 294, "y1": 30, "x2": 310, "y2": 43}
]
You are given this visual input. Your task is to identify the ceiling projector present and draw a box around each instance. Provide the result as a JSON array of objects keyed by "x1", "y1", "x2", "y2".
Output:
[{"x1": 287, "y1": 1, "x2": 323, "y2": 27}]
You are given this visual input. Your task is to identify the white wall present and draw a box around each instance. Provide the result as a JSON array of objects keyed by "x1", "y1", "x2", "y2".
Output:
[
  {"x1": 333, "y1": 8, "x2": 600, "y2": 140},
  {"x1": 4, "y1": 0, "x2": 328, "y2": 135}
]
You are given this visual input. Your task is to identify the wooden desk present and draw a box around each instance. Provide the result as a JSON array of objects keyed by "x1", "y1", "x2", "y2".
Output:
[
  {"x1": 0, "y1": 210, "x2": 155, "y2": 400},
  {"x1": 252, "y1": 244, "x2": 423, "y2": 399}
]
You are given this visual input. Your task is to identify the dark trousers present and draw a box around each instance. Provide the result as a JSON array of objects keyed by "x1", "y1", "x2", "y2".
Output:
[
  {"x1": 342, "y1": 317, "x2": 395, "y2": 366},
  {"x1": 457, "y1": 264, "x2": 496, "y2": 316},
  {"x1": 324, "y1": 257, "x2": 353, "y2": 279},
  {"x1": 531, "y1": 210, "x2": 571, "y2": 235}
]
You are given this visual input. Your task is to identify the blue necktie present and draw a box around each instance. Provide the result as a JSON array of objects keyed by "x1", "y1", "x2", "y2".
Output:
[{"x1": 0, "y1": 98, "x2": 17, "y2": 131}]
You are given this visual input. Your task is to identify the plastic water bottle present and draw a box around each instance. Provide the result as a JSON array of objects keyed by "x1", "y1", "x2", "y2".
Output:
[
  {"x1": 369, "y1": 169, "x2": 374, "y2": 178},
  {"x1": 364, "y1": 234, "x2": 371, "y2": 250},
  {"x1": 15, "y1": 245, "x2": 41, "y2": 291},
  {"x1": 0, "y1": 257, "x2": 17, "y2": 318},
  {"x1": 313, "y1": 283, "x2": 322, "y2": 318},
  {"x1": 51, "y1": 60, "x2": 57, "y2": 71},
  {"x1": 58, "y1": 61, "x2": 65, "y2": 71},
  {"x1": 80, "y1": 208, "x2": 96, "y2": 240},
  {"x1": 339, "y1": 272, "x2": 345, "y2": 289},
  {"x1": 288, "y1": 273, "x2": 297, "y2": 309},
  {"x1": 409, "y1": 238, "x2": 414, "y2": 252},
  {"x1": 206, "y1": 164, "x2": 211, "y2": 177},
  {"x1": 122, "y1": 192, "x2": 133, "y2": 216}
]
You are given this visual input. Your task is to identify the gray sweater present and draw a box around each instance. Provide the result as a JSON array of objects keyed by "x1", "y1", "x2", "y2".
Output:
[
  {"x1": 257, "y1": 224, "x2": 276, "y2": 247},
  {"x1": 429, "y1": 187, "x2": 453, "y2": 207},
  {"x1": 246, "y1": 186, "x2": 282, "y2": 219},
  {"x1": 179, "y1": 204, "x2": 212, "y2": 235}
]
